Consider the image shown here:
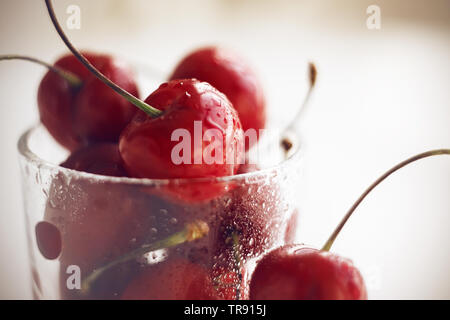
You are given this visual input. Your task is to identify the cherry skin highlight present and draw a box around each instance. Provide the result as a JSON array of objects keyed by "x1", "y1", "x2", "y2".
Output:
[
  {"x1": 38, "y1": 52, "x2": 139, "y2": 151},
  {"x1": 249, "y1": 245, "x2": 367, "y2": 300},
  {"x1": 119, "y1": 79, "x2": 244, "y2": 180},
  {"x1": 169, "y1": 47, "x2": 266, "y2": 147}
]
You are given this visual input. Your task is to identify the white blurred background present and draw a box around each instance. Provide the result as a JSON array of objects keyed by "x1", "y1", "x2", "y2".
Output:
[{"x1": 0, "y1": 0, "x2": 449, "y2": 299}]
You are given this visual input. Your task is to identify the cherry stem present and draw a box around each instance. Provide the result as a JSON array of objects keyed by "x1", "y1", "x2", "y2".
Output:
[
  {"x1": 231, "y1": 233, "x2": 243, "y2": 300},
  {"x1": 44, "y1": 0, "x2": 162, "y2": 118},
  {"x1": 321, "y1": 149, "x2": 450, "y2": 252},
  {"x1": 231, "y1": 233, "x2": 242, "y2": 268},
  {"x1": 0, "y1": 54, "x2": 82, "y2": 87},
  {"x1": 281, "y1": 62, "x2": 317, "y2": 154},
  {"x1": 80, "y1": 220, "x2": 209, "y2": 295},
  {"x1": 285, "y1": 62, "x2": 317, "y2": 133}
]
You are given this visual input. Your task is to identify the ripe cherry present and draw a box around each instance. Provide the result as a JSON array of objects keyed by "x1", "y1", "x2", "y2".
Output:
[
  {"x1": 60, "y1": 143, "x2": 128, "y2": 177},
  {"x1": 38, "y1": 52, "x2": 139, "y2": 150},
  {"x1": 249, "y1": 149, "x2": 450, "y2": 300},
  {"x1": 121, "y1": 258, "x2": 217, "y2": 300},
  {"x1": 169, "y1": 47, "x2": 266, "y2": 147},
  {"x1": 249, "y1": 245, "x2": 367, "y2": 300},
  {"x1": 120, "y1": 79, "x2": 243, "y2": 179}
]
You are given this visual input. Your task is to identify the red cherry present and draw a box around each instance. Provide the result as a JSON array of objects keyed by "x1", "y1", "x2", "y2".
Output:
[
  {"x1": 119, "y1": 79, "x2": 244, "y2": 202},
  {"x1": 249, "y1": 245, "x2": 367, "y2": 300},
  {"x1": 60, "y1": 143, "x2": 128, "y2": 177},
  {"x1": 120, "y1": 79, "x2": 243, "y2": 179},
  {"x1": 169, "y1": 47, "x2": 266, "y2": 147},
  {"x1": 38, "y1": 52, "x2": 138, "y2": 150},
  {"x1": 121, "y1": 258, "x2": 218, "y2": 300}
]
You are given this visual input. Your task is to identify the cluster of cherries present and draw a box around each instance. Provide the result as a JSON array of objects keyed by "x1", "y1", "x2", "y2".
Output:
[
  {"x1": 40, "y1": 48, "x2": 259, "y2": 180},
  {"x1": 8, "y1": 0, "x2": 449, "y2": 300}
]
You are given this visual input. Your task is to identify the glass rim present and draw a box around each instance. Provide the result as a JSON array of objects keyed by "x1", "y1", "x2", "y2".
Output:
[{"x1": 18, "y1": 124, "x2": 302, "y2": 186}]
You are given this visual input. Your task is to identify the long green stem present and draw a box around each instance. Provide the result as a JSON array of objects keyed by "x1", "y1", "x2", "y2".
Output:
[
  {"x1": 322, "y1": 149, "x2": 450, "y2": 251},
  {"x1": 44, "y1": 0, "x2": 162, "y2": 118},
  {"x1": 81, "y1": 220, "x2": 209, "y2": 295},
  {"x1": 0, "y1": 54, "x2": 82, "y2": 87}
]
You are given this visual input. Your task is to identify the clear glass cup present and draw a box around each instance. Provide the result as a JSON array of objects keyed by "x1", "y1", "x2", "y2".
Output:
[{"x1": 18, "y1": 124, "x2": 303, "y2": 300}]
